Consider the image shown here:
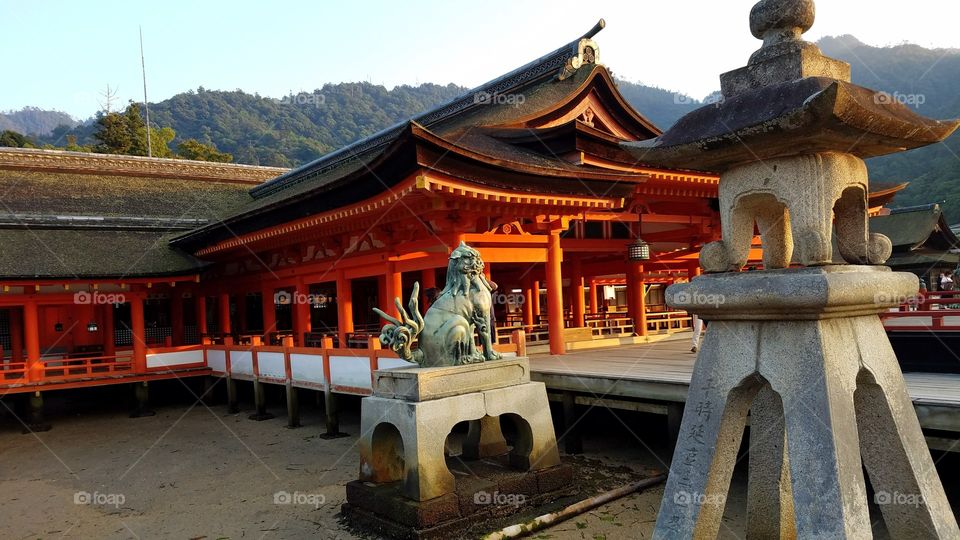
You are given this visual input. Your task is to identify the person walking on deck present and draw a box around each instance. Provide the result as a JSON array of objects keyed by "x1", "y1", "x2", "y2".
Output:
[{"x1": 690, "y1": 314, "x2": 704, "y2": 353}]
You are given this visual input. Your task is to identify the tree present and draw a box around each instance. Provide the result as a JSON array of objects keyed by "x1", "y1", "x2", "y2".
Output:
[
  {"x1": 92, "y1": 103, "x2": 174, "y2": 157},
  {"x1": 92, "y1": 111, "x2": 133, "y2": 154},
  {"x1": 0, "y1": 130, "x2": 35, "y2": 148},
  {"x1": 125, "y1": 103, "x2": 149, "y2": 155},
  {"x1": 177, "y1": 139, "x2": 233, "y2": 162},
  {"x1": 64, "y1": 134, "x2": 92, "y2": 152}
]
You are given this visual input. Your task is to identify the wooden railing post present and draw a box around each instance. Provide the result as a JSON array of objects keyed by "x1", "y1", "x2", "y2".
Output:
[{"x1": 512, "y1": 329, "x2": 527, "y2": 357}]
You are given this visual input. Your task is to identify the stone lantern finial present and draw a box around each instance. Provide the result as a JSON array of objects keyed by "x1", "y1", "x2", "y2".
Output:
[
  {"x1": 750, "y1": 0, "x2": 815, "y2": 42},
  {"x1": 721, "y1": 0, "x2": 849, "y2": 97}
]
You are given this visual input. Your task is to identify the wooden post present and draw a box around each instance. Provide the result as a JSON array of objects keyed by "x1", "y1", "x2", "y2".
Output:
[
  {"x1": 571, "y1": 258, "x2": 585, "y2": 328},
  {"x1": 218, "y1": 293, "x2": 231, "y2": 336},
  {"x1": 23, "y1": 301, "x2": 41, "y2": 382},
  {"x1": 377, "y1": 276, "x2": 387, "y2": 314},
  {"x1": 530, "y1": 280, "x2": 540, "y2": 325},
  {"x1": 293, "y1": 280, "x2": 311, "y2": 346},
  {"x1": 420, "y1": 267, "x2": 437, "y2": 307},
  {"x1": 261, "y1": 285, "x2": 277, "y2": 344},
  {"x1": 195, "y1": 295, "x2": 207, "y2": 340},
  {"x1": 522, "y1": 278, "x2": 534, "y2": 328},
  {"x1": 629, "y1": 262, "x2": 648, "y2": 337},
  {"x1": 589, "y1": 279, "x2": 599, "y2": 315},
  {"x1": 24, "y1": 391, "x2": 51, "y2": 433},
  {"x1": 130, "y1": 381, "x2": 155, "y2": 418},
  {"x1": 10, "y1": 307, "x2": 23, "y2": 363},
  {"x1": 561, "y1": 391, "x2": 583, "y2": 454},
  {"x1": 546, "y1": 229, "x2": 566, "y2": 355},
  {"x1": 511, "y1": 329, "x2": 527, "y2": 357},
  {"x1": 336, "y1": 270, "x2": 353, "y2": 348},
  {"x1": 384, "y1": 263, "x2": 402, "y2": 315},
  {"x1": 130, "y1": 295, "x2": 147, "y2": 372},
  {"x1": 170, "y1": 292, "x2": 184, "y2": 346},
  {"x1": 689, "y1": 260, "x2": 702, "y2": 279}
]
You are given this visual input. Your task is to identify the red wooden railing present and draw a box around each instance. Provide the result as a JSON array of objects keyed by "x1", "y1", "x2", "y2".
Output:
[
  {"x1": 0, "y1": 360, "x2": 28, "y2": 381},
  {"x1": 41, "y1": 355, "x2": 133, "y2": 380},
  {"x1": 882, "y1": 291, "x2": 960, "y2": 331}
]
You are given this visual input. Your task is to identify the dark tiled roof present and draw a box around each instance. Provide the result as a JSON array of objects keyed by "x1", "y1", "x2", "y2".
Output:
[
  {"x1": 0, "y1": 170, "x2": 249, "y2": 279},
  {"x1": 0, "y1": 170, "x2": 253, "y2": 222},
  {"x1": 0, "y1": 228, "x2": 205, "y2": 279},
  {"x1": 871, "y1": 204, "x2": 960, "y2": 251}
]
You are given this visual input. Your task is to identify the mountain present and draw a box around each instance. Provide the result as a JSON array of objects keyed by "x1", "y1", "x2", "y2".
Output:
[
  {"x1": 0, "y1": 107, "x2": 79, "y2": 137},
  {"x1": 817, "y1": 35, "x2": 960, "y2": 222},
  {"x1": 31, "y1": 79, "x2": 705, "y2": 167},
  {"x1": 613, "y1": 80, "x2": 702, "y2": 130},
  {"x1": 16, "y1": 35, "x2": 960, "y2": 220},
  {"x1": 47, "y1": 83, "x2": 469, "y2": 167}
]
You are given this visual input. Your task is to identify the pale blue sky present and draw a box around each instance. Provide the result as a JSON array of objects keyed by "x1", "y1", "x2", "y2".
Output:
[{"x1": 2, "y1": 0, "x2": 959, "y2": 119}]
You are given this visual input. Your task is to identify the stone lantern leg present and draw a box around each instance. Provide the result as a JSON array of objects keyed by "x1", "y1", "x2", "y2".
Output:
[{"x1": 622, "y1": 0, "x2": 960, "y2": 538}]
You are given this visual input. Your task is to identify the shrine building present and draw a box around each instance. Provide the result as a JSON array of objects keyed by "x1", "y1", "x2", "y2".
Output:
[{"x1": 0, "y1": 22, "x2": 902, "y2": 410}]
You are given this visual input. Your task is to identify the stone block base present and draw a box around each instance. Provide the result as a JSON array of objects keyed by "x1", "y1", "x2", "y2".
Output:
[
  {"x1": 344, "y1": 454, "x2": 574, "y2": 539},
  {"x1": 359, "y1": 380, "x2": 561, "y2": 501}
]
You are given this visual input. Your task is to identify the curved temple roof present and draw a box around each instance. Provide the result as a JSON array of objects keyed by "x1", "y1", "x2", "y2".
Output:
[{"x1": 172, "y1": 20, "x2": 664, "y2": 253}]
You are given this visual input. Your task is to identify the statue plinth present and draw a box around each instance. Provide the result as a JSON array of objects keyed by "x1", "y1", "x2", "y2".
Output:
[
  {"x1": 345, "y1": 358, "x2": 568, "y2": 538},
  {"x1": 372, "y1": 357, "x2": 530, "y2": 402}
]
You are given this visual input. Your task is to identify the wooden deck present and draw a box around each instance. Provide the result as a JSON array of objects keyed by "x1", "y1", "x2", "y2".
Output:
[{"x1": 529, "y1": 335, "x2": 960, "y2": 439}]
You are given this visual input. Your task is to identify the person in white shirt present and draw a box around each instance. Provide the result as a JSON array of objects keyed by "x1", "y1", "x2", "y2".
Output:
[{"x1": 691, "y1": 314, "x2": 703, "y2": 353}]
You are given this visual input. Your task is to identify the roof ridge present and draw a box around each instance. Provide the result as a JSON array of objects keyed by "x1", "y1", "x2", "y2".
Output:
[{"x1": 248, "y1": 20, "x2": 606, "y2": 200}]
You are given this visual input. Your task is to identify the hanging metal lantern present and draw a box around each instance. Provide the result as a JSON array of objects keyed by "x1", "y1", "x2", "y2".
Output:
[{"x1": 628, "y1": 238, "x2": 651, "y2": 261}]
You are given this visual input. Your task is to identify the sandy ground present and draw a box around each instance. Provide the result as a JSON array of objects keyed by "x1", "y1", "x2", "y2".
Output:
[{"x1": 0, "y1": 378, "x2": 956, "y2": 539}]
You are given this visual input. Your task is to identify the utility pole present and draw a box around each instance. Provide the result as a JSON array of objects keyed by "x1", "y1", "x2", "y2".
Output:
[{"x1": 139, "y1": 26, "x2": 152, "y2": 157}]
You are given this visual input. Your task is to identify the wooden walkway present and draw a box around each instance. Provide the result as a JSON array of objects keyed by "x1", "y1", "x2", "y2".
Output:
[{"x1": 529, "y1": 335, "x2": 960, "y2": 438}]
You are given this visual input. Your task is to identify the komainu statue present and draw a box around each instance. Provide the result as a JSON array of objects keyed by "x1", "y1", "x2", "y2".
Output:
[{"x1": 374, "y1": 242, "x2": 502, "y2": 367}]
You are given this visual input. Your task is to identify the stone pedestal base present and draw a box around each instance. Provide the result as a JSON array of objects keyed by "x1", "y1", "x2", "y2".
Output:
[
  {"x1": 358, "y1": 376, "x2": 561, "y2": 500},
  {"x1": 349, "y1": 357, "x2": 565, "y2": 538},
  {"x1": 656, "y1": 266, "x2": 960, "y2": 539},
  {"x1": 344, "y1": 456, "x2": 573, "y2": 540}
]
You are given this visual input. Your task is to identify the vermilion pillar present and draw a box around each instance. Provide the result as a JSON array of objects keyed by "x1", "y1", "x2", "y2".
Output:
[
  {"x1": 689, "y1": 260, "x2": 702, "y2": 279},
  {"x1": 218, "y1": 293, "x2": 232, "y2": 336},
  {"x1": 170, "y1": 292, "x2": 184, "y2": 346},
  {"x1": 195, "y1": 295, "x2": 208, "y2": 340},
  {"x1": 420, "y1": 268, "x2": 437, "y2": 307},
  {"x1": 102, "y1": 304, "x2": 115, "y2": 357},
  {"x1": 9, "y1": 308, "x2": 23, "y2": 363},
  {"x1": 384, "y1": 263, "x2": 402, "y2": 316},
  {"x1": 589, "y1": 279, "x2": 599, "y2": 315},
  {"x1": 261, "y1": 285, "x2": 277, "y2": 341},
  {"x1": 629, "y1": 262, "x2": 648, "y2": 337},
  {"x1": 546, "y1": 230, "x2": 565, "y2": 355},
  {"x1": 522, "y1": 277, "x2": 534, "y2": 328},
  {"x1": 532, "y1": 280, "x2": 541, "y2": 322},
  {"x1": 571, "y1": 258, "x2": 585, "y2": 328},
  {"x1": 293, "y1": 281, "x2": 311, "y2": 346},
  {"x1": 23, "y1": 302, "x2": 41, "y2": 381},
  {"x1": 336, "y1": 270, "x2": 353, "y2": 347},
  {"x1": 130, "y1": 296, "x2": 147, "y2": 372}
]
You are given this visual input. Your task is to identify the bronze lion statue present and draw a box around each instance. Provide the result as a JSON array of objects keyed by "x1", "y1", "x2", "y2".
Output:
[{"x1": 373, "y1": 242, "x2": 502, "y2": 367}]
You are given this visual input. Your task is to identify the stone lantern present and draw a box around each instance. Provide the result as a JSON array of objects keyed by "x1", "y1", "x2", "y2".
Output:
[{"x1": 623, "y1": 0, "x2": 960, "y2": 538}]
